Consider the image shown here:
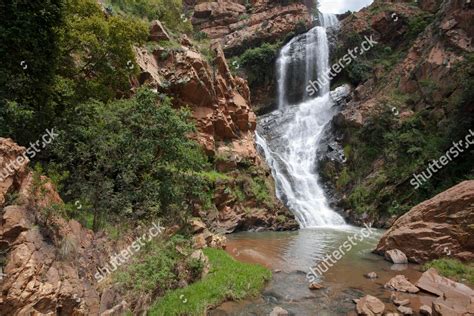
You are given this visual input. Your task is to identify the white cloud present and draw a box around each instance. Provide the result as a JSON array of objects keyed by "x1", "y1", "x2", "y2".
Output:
[{"x1": 318, "y1": 0, "x2": 374, "y2": 14}]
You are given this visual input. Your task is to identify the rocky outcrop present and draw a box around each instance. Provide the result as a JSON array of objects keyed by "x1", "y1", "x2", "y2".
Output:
[
  {"x1": 416, "y1": 268, "x2": 474, "y2": 315},
  {"x1": 134, "y1": 23, "x2": 298, "y2": 232},
  {"x1": 0, "y1": 139, "x2": 109, "y2": 315},
  {"x1": 320, "y1": 0, "x2": 474, "y2": 226},
  {"x1": 191, "y1": 0, "x2": 312, "y2": 56},
  {"x1": 0, "y1": 139, "x2": 214, "y2": 315},
  {"x1": 134, "y1": 38, "x2": 257, "y2": 159},
  {"x1": 375, "y1": 181, "x2": 474, "y2": 263}
]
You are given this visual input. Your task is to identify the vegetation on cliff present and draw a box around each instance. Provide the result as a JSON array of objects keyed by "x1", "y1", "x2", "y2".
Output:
[{"x1": 320, "y1": 1, "x2": 474, "y2": 223}]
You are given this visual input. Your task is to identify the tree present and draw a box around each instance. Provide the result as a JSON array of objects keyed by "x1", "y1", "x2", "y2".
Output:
[
  {"x1": 50, "y1": 89, "x2": 208, "y2": 230},
  {"x1": 0, "y1": 0, "x2": 64, "y2": 145}
]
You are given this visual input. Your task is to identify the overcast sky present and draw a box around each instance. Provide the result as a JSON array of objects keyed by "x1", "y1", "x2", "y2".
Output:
[{"x1": 318, "y1": 0, "x2": 374, "y2": 14}]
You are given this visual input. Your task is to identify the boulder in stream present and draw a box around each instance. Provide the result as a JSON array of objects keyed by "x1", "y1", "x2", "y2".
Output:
[
  {"x1": 384, "y1": 249, "x2": 408, "y2": 264},
  {"x1": 385, "y1": 275, "x2": 419, "y2": 293},
  {"x1": 355, "y1": 295, "x2": 385, "y2": 315}
]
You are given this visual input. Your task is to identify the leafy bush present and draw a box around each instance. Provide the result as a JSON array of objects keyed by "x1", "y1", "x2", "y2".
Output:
[
  {"x1": 114, "y1": 235, "x2": 197, "y2": 296},
  {"x1": 50, "y1": 89, "x2": 208, "y2": 230},
  {"x1": 234, "y1": 42, "x2": 281, "y2": 86}
]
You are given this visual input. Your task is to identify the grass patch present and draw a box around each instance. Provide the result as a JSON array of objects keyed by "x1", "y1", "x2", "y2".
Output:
[
  {"x1": 149, "y1": 248, "x2": 271, "y2": 315},
  {"x1": 423, "y1": 259, "x2": 474, "y2": 285},
  {"x1": 199, "y1": 171, "x2": 232, "y2": 183}
]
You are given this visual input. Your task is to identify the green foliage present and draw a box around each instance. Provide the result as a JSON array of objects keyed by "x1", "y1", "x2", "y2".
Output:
[
  {"x1": 149, "y1": 248, "x2": 271, "y2": 315},
  {"x1": 114, "y1": 234, "x2": 197, "y2": 295},
  {"x1": 346, "y1": 60, "x2": 372, "y2": 85},
  {"x1": 50, "y1": 89, "x2": 208, "y2": 230},
  {"x1": 57, "y1": 0, "x2": 148, "y2": 102},
  {"x1": 407, "y1": 15, "x2": 433, "y2": 40},
  {"x1": 107, "y1": 0, "x2": 192, "y2": 33},
  {"x1": 424, "y1": 259, "x2": 474, "y2": 285},
  {"x1": 249, "y1": 177, "x2": 272, "y2": 205},
  {"x1": 234, "y1": 42, "x2": 281, "y2": 87},
  {"x1": 0, "y1": 0, "x2": 64, "y2": 145},
  {"x1": 0, "y1": 0, "x2": 148, "y2": 148}
]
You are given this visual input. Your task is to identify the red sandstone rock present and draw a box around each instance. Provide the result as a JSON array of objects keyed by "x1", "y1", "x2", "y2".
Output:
[
  {"x1": 355, "y1": 295, "x2": 385, "y2": 315},
  {"x1": 375, "y1": 181, "x2": 474, "y2": 263},
  {"x1": 191, "y1": 0, "x2": 312, "y2": 56},
  {"x1": 385, "y1": 275, "x2": 420, "y2": 293},
  {"x1": 415, "y1": 268, "x2": 474, "y2": 316}
]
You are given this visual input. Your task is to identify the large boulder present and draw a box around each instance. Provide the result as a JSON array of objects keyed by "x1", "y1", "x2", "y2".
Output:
[{"x1": 375, "y1": 181, "x2": 474, "y2": 263}]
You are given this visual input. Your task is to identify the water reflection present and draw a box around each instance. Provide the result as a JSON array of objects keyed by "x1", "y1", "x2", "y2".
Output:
[{"x1": 319, "y1": 0, "x2": 374, "y2": 14}]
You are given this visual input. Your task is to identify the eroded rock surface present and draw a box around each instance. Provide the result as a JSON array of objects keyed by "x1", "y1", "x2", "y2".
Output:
[
  {"x1": 416, "y1": 268, "x2": 474, "y2": 316},
  {"x1": 191, "y1": 0, "x2": 312, "y2": 56},
  {"x1": 375, "y1": 181, "x2": 474, "y2": 263}
]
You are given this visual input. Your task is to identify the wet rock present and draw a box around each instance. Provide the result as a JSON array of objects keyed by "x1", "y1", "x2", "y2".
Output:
[
  {"x1": 355, "y1": 295, "x2": 385, "y2": 315},
  {"x1": 397, "y1": 305, "x2": 413, "y2": 315},
  {"x1": 309, "y1": 283, "x2": 324, "y2": 290},
  {"x1": 385, "y1": 275, "x2": 419, "y2": 293},
  {"x1": 375, "y1": 181, "x2": 474, "y2": 263},
  {"x1": 419, "y1": 304, "x2": 432, "y2": 315},
  {"x1": 364, "y1": 272, "x2": 378, "y2": 279},
  {"x1": 384, "y1": 249, "x2": 408, "y2": 264},
  {"x1": 270, "y1": 306, "x2": 289, "y2": 316}
]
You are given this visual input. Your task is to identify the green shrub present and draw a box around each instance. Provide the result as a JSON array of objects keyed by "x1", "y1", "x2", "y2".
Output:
[
  {"x1": 50, "y1": 89, "x2": 208, "y2": 230},
  {"x1": 235, "y1": 42, "x2": 281, "y2": 86}
]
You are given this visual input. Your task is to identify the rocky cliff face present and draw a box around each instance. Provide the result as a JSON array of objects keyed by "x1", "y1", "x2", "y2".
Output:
[
  {"x1": 135, "y1": 38, "x2": 257, "y2": 159},
  {"x1": 0, "y1": 138, "x2": 225, "y2": 315},
  {"x1": 336, "y1": 0, "x2": 472, "y2": 128},
  {"x1": 191, "y1": 0, "x2": 312, "y2": 56},
  {"x1": 0, "y1": 138, "x2": 108, "y2": 315},
  {"x1": 318, "y1": 0, "x2": 474, "y2": 226},
  {"x1": 375, "y1": 180, "x2": 474, "y2": 263},
  {"x1": 134, "y1": 25, "x2": 297, "y2": 232}
]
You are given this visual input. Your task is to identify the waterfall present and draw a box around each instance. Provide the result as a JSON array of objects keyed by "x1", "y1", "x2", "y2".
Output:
[{"x1": 257, "y1": 13, "x2": 346, "y2": 228}]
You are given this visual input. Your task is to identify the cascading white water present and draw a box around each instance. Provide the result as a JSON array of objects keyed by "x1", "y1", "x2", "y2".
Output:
[{"x1": 257, "y1": 13, "x2": 346, "y2": 228}]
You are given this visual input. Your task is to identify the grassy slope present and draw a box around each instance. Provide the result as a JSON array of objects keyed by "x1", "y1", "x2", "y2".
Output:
[
  {"x1": 424, "y1": 259, "x2": 474, "y2": 286},
  {"x1": 149, "y1": 248, "x2": 271, "y2": 315}
]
